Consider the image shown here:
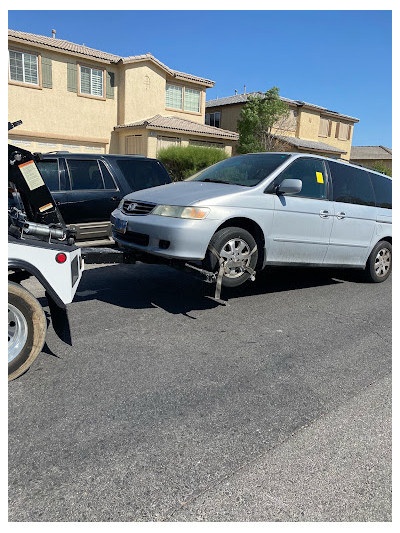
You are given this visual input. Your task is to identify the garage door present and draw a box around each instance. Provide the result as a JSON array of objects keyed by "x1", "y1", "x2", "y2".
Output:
[{"x1": 8, "y1": 137, "x2": 105, "y2": 154}]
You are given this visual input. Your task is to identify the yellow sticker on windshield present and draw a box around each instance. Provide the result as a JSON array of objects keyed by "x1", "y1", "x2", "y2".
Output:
[{"x1": 316, "y1": 172, "x2": 324, "y2": 183}]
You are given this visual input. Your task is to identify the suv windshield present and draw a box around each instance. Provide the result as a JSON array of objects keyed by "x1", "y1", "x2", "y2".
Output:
[
  {"x1": 185, "y1": 154, "x2": 290, "y2": 187},
  {"x1": 116, "y1": 159, "x2": 171, "y2": 190}
]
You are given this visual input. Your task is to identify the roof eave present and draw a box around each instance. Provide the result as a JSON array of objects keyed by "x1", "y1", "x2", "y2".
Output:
[
  {"x1": 8, "y1": 35, "x2": 118, "y2": 64},
  {"x1": 115, "y1": 123, "x2": 238, "y2": 140}
]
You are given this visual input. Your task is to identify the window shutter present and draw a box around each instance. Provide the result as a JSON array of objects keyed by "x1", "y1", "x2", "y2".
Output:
[
  {"x1": 67, "y1": 63, "x2": 78, "y2": 92},
  {"x1": 41, "y1": 56, "x2": 52, "y2": 88},
  {"x1": 106, "y1": 71, "x2": 115, "y2": 99}
]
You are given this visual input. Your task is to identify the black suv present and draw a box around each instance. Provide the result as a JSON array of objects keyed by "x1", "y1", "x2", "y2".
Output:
[{"x1": 31, "y1": 153, "x2": 171, "y2": 242}]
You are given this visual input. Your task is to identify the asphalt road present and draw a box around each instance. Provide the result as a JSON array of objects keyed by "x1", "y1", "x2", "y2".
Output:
[{"x1": 8, "y1": 262, "x2": 392, "y2": 522}]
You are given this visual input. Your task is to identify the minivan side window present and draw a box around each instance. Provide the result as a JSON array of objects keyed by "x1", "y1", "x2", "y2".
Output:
[
  {"x1": 328, "y1": 161, "x2": 375, "y2": 206},
  {"x1": 368, "y1": 172, "x2": 392, "y2": 209},
  {"x1": 36, "y1": 160, "x2": 59, "y2": 191},
  {"x1": 273, "y1": 157, "x2": 328, "y2": 199},
  {"x1": 67, "y1": 160, "x2": 105, "y2": 190}
]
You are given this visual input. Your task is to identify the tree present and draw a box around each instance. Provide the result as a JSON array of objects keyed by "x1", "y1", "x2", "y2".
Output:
[
  {"x1": 370, "y1": 161, "x2": 392, "y2": 177},
  {"x1": 237, "y1": 87, "x2": 290, "y2": 154}
]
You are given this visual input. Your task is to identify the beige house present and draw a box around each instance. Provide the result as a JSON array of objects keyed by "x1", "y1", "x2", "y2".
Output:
[
  {"x1": 206, "y1": 92, "x2": 359, "y2": 159},
  {"x1": 8, "y1": 29, "x2": 238, "y2": 157},
  {"x1": 350, "y1": 146, "x2": 392, "y2": 172}
]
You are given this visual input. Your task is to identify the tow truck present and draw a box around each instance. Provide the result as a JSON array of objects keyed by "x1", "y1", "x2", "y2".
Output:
[{"x1": 8, "y1": 120, "x2": 85, "y2": 380}]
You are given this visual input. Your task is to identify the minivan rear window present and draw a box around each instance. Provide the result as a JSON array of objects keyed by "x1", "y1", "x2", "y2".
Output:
[
  {"x1": 368, "y1": 172, "x2": 392, "y2": 209},
  {"x1": 116, "y1": 159, "x2": 171, "y2": 190},
  {"x1": 186, "y1": 154, "x2": 290, "y2": 187}
]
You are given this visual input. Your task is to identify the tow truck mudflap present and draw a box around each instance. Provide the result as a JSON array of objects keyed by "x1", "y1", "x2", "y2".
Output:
[{"x1": 45, "y1": 291, "x2": 72, "y2": 346}]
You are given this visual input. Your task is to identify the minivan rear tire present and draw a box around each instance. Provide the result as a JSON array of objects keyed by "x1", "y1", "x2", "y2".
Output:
[
  {"x1": 364, "y1": 240, "x2": 392, "y2": 283},
  {"x1": 203, "y1": 227, "x2": 258, "y2": 288}
]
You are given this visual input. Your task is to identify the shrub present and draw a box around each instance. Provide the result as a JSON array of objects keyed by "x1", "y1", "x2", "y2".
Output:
[
  {"x1": 158, "y1": 145, "x2": 228, "y2": 181},
  {"x1": 370, "y1": 161, "x2": 392, "y2": 177}
]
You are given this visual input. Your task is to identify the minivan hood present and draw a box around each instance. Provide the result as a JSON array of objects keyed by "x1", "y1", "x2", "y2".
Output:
[{"x1": 123, "y1": 181, "x2": 248, "y2": 206}]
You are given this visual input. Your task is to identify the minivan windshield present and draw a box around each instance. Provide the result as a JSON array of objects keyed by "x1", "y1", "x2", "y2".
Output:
[{"x1": 185, "y1": 153, "x2": 290, "y2": 187}]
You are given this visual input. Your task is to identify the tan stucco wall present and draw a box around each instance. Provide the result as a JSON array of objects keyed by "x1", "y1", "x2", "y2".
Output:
[
  {"x1": 8, "y1": 43, "x2": 118, "y2": 152},
  {"x1": 120, "y1": 63, "x2": 207, "y2": 126}
]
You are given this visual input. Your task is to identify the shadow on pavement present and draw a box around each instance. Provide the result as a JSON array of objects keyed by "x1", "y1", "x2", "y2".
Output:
[{"x1": 66, "y1": 262, "x2": 353, "y2": 317}]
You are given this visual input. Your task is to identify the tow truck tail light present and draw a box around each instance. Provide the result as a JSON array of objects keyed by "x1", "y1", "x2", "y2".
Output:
[{"x1": 56, "y1": 252, "x2": 67, "y2": 264}]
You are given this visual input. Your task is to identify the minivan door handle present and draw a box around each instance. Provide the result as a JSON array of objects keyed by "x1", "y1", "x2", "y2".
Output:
[
  {"x1": 319, "y1": 209, "x2": 330, "y2": 218},
  {"x1": 337, "y1": 212, "x2": 346, "y2": 220},
  {"x1": 111, "y1": 196, "x2": 121, "y2": 201}
]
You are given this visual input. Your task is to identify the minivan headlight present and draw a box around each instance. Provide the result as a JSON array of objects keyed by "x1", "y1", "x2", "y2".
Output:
[{"x1": 152, "y1": 205, "x2": 210, "y2": 219}]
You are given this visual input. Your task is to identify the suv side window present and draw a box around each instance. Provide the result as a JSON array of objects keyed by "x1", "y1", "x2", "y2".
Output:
[
  {"x1": 36, "y1": 159, "x2": 60, "y2": 191},
  {"x1": 328, "y1": 161, "x2": 375, "y2": 206},
  {"x1": 368, "y1": 172, "x2": 392, "y2": 209},
  {"x1": 115, "y1": 159, "x2": 171, "y2": 190},
  {"x1": 273, "y1": 157, "x2": 328, "y2": 199},
  {"x1": 99, "y1": 160, "x2": 117, "y2": 190},
  {"x1": 67, "y1": 160, "x2": 105, "y2": 190}
]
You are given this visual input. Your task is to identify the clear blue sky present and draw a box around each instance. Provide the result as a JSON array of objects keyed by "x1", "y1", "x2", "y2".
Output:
[{"x1": 8, "y1": 10, "x2": 392, "y2": 147}]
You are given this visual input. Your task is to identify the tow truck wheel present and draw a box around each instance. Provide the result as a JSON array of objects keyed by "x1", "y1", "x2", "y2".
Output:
[{"x1": 8, "y1": 281, "x2": 46, "y2": 381}]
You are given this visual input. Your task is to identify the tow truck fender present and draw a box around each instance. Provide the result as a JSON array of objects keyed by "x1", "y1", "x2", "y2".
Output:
[{"x1": 8, "y1": 259, "x2": 72, "y2": 345}]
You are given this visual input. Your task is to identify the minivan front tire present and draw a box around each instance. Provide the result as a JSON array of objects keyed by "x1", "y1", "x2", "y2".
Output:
[
  {"x1": 203, "y1": 227, "x2": 258, "y2": 288},
  {"x1": 364, "y1": 240, "x2": 392, "y2": 283}
]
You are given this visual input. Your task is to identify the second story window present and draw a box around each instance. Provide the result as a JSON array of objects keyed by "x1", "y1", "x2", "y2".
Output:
[
  {"x1": 166, "y1": 84, "x2": 201, "y2": 113},
  {"x1": 335, "y1": 121, "x2": 351, "y2": 141},
  {"x1": 319, "y1": 117, "x2": 332, "y2": 137},
  {"x1": 80, "y1": 66, "x2": 104, "y2": 97},
  {"x1": 9, "y1": 50, "x2": 39, "y2": 85},
  {"x1": 205, "y1": 112, "x2": 221, "y2": 128}
]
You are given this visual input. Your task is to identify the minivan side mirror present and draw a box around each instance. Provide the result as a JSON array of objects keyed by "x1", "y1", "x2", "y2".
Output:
[{"x1": 276, "y1": 178, "x2": 302, "y2": 195}]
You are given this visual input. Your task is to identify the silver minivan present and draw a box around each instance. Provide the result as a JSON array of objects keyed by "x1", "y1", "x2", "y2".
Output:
[{"x1": 111, "y1": 153, "x2": 392, "y2": 288}]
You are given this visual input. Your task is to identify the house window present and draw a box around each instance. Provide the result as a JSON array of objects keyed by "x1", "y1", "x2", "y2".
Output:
[
  {"x1": 335, "y1": 121, "x2": 351, "y2": 141},
  {"x1": 9, "y1": 50, "x2": 39, "y2": 85},
  {"x1": 184, "y1": 88, "x2": 201, "y2": 113},
  {"x1": 205, "y1": 112, "x2": 221, "y2": 128},
  {"x1": 319, "y1": 117, "x2": 332, "y2": 137},
  {"x1": 80, "y1": 66, "x2": 104, "y2": 97},
  {"x1": 166, "y1": 84, "x2": 201, "y2": 113}
]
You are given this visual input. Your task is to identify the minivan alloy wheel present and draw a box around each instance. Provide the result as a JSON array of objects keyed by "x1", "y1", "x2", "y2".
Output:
[
  {"x1": 220, "y1": 238, "x2": 252, "y2": 279},
  {"x1": 203, "y1": 226, "x2": 258, "y2": 289}
]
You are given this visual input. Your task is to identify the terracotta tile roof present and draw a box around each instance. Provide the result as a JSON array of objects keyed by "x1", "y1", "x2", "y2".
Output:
[
  {"x1": 8, "y1": 29, "x2": 121, "y2": 62},
  {"x1": 8, "y1": 29, "x2": 214, "y2": 86},
  {"x1": 121, "y1": 54, "x2": 214, "y2": 86},
  {"x1": 206, "y1": 92, "x2": 359, "y2": 122},
  {"x1": 276, "y1": 135, "x2": 345, "y2": 154},
  {"x1": 115, "y1": 115, "x2": 239, "y2": 140},
  {"x1": 350, "y1": 146, "x2": 392, "y2": 160}
]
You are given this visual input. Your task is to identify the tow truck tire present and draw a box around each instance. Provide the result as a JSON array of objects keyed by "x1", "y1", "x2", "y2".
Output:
[
  {"x1": 8, "y1": 281, "x2": 46, "y2": 381},
  {"x1": 203, "y1": 226, "x2": 258, "y2": 288}
]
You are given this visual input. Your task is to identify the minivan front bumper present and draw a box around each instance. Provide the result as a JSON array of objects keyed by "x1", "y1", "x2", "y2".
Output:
[{"x1": 110, "y1": 209, "x2": 221, "y2": 260}]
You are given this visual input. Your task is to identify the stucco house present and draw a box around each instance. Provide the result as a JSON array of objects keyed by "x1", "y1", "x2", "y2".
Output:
[
  {"x1": 350, "y1": 145, "x2": 392, "y2": 172},
  {"x1": 206, "y1": 92, "x2": 359, "y2": 160},
  {"x1": 8, "y1": 29, "x2": 238, "y2": 157}
]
